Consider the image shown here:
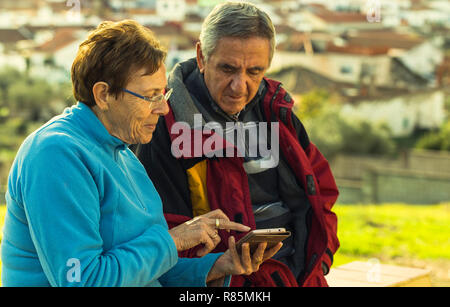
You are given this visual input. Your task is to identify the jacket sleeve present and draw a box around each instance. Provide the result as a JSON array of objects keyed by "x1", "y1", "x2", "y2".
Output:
[
  {"x1": 21, "y1": 139, "x2": 179, "y2": 286},
  {"x1": 292, "y1": 113, "x2": 339, "y2": 273},
  {"x1": 159, "y1": 253, "x2": 231, "y2": 287},
  {"x1": 134, "y1": 117, "x2": 213, "y2": 259},
  {"x1": 306, "y1": 142, "x2": 339, "y2": 273}
]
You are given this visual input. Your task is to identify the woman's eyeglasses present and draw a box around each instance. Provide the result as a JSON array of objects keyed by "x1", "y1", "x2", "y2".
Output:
[{"x1": 122, "y1": 88, "x2": 173, "y2": 107}]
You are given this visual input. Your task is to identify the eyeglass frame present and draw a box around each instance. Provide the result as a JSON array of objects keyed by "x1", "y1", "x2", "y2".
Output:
[{"x1": 121, "y1": 87, "x2": 173, "y2": 106}]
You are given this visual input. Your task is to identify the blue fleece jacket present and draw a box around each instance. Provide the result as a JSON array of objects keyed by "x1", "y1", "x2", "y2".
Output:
[{"x1": 1, "y1": 102, "x2": 225, "y2": 287}]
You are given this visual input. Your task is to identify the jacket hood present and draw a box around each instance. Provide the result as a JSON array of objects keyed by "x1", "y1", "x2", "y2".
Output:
[{"x1": 167, "y1": 58, "x2": 205, "y2": 128}]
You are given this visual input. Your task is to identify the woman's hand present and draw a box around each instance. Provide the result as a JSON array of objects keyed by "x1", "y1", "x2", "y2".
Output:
[
  {"x1": 168, "y1": 209, "x2": 251, "y2": 257},
  {"x1": 206, "y1": 236, "x2": 283, "y2": 286}
]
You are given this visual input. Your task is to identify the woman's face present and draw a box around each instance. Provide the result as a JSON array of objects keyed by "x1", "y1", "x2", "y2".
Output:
[{"x1": 102, "y1": 65, "x2": 169, "y2": 144}]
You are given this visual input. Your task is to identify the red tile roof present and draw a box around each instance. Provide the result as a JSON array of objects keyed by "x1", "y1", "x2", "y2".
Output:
[
  {"x1": 315, "y1": 11, "x2": 368, "y2": 23},
  {"x1": 326, "y1": 30, "x2": 424, "y2": 55},
  {"x1": 0, "y1": 28, "x2": 30, "y2": 43},
  {"x1": 35, "y1": 28, "x2": 78, "y2": 53},
  {"x1": 327, "y1": 43, "x2": 390, "y2": 55}
]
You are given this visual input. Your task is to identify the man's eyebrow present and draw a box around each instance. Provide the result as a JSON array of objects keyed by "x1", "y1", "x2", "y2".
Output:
[
  {"x1": 248, "y1": 66, "x2": 265, "y2": 71},
  {"x1": 218, "y1": 63, "x2": 265, "y2": 70},
  {"x1": 218, "y1": 63, "x2": 237, "y2": 69}
]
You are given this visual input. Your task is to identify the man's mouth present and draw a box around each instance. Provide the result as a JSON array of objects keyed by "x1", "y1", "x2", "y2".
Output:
[{"x1": 227, "y1": 95, "x2": 245, "y2": 101}]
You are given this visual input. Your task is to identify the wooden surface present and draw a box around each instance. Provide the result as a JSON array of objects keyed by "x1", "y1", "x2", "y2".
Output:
[{"x1": 326, "y1": 261, "x2": 431, "y2": 287}]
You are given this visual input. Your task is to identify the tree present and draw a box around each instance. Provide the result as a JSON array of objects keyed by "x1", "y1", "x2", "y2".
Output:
[
  {"x1": 294, "y1": 89, "x2": 330, "y2": 120},
  {"x1": 0, "y1": 67, "x2": 22, "y2": 107},
  {"x1": 415, "y1": 120, "x2": 450, "y2": 152},
  {"x1": 8, "y1": 78, "x2": 54, "y2": 121},
  {"x1": 5, "y1": 70, "x2": 74, "y2": 122},
  {"x1": 295, "y1": 89, "x2": 397, "y2": 159}
]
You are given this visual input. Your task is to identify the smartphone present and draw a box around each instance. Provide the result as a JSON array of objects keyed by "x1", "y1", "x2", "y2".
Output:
[{"x1": 235, "y1": 228, "x2": 291, "y2": 254}]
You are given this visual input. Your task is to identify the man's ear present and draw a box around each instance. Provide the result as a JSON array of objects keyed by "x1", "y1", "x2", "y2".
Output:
[
  {"x1": 92, "y1": 81, "x2": 111, "y2": 110},
  {"x1": 196, "y1": 42, "x2": 205, "y2": 73}
]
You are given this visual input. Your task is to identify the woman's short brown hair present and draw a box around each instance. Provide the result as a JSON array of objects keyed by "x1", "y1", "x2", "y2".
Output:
[{"x1": 71, "y1": 20, "x2": 167, "y2": 106}]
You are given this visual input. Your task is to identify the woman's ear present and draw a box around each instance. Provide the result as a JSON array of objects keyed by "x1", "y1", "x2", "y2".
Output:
[
  {"x1": 92, "y1": 82, "x2": 111, "y2": 110},
  {"x1": 196, "y1": 42, "x2": 205, "y2": 73}
]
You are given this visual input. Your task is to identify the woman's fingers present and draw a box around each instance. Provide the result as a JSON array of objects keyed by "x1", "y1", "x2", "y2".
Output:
[
  {"x1": 252, "y1": 242, "x2": 267, "y2": 270},
  {"x1": 214, "y1": 219, "x2": 250, "y2": 232},
  {"x1": 213, "y1": 238, "x2": 283, "y2": 279},
  {"x1": 228, "y1": 236, "x2": 240, "y2": 263},
  {"x1": 203, "y1": 209, "x2": 230, "y2": 221},
  {"x1": 263, "y1": 242, "x2": 283, "y2": 261},
  {"x1": 198, "y1": 210, "x2": 251, "y2": 233},
  {"x1": 196, "y1": 229, "x2": 218, "y2": 257},
  {"x1": 241, "y1": 243, "x2": 255, "y2": 275},
  {"x1": 197, "y1": 222, "x2": 223, "y2": 256},
  {"x1": 228, "y1": 236, "x2": 246, "y2": 275}
]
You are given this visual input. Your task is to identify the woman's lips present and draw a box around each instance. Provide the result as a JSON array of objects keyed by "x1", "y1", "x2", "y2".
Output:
[{"x1": 145, "y1": 124, "x2": 157, "y2": 131}]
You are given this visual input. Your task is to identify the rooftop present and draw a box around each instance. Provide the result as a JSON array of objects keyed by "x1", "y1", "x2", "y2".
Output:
[
  {"x1": 35, "y1": 28, "x2": 79, "y2": 53},
  {"x1": 0, "y1": 28, "x2": 33, "y2": 44}
]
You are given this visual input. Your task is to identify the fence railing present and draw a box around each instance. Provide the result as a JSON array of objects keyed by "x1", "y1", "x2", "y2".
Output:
[{"x1": 332, "y1": 150, "x2": 450, "y2": 204}]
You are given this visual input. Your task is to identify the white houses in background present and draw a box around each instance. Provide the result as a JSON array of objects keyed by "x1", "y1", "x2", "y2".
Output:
[
  {"x1": 340, "y1": 89, "x2": 446, "y2": 137},
  {"x1": 28, "y1": 28, "x2": 87, "y2": 82},
  {"x1": 156, "y1": 0, "x2": 187, "y2": 22}
]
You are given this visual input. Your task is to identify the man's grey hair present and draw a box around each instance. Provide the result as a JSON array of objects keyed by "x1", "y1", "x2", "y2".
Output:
[{"x1": 199, "y1": 1, "x2": 276, "y2": 65}]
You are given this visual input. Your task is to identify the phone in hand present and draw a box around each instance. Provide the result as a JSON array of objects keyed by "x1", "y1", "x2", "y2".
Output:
[{"x1": 235, "y1": 228, "x2": 291, "y2": 254}]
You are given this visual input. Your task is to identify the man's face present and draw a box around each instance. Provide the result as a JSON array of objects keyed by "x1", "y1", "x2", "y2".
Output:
[{"x1": 197, "y1": 36, "x2": 270, "y2": 116}]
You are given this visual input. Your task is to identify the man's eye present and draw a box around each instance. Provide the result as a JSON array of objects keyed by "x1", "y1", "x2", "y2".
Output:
[
  {"x1": 221, "y1": 66, "x2": 235, "y2": 73},
  {"x1": 248, "y1": 69, "x2": 262, "y2": 76}
]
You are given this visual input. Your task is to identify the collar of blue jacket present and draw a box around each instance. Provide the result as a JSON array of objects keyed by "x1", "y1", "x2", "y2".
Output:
[{"x1": 72, "y1": 101, "x2": 129, "y2": 150}]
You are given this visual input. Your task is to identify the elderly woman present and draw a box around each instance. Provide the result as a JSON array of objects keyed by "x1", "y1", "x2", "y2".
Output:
[{"x1": 1, "y1": 20, "x2": 281, "y2": 287}]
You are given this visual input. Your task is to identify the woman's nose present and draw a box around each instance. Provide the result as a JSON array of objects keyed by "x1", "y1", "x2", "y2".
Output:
[{"x1": 151, "y1": 99, "x2": 169, "y2": 116}]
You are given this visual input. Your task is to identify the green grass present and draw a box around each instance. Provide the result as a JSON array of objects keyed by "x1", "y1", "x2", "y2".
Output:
[{"x1": 333, "y1": 203, "x2": 450, "y2": 262}]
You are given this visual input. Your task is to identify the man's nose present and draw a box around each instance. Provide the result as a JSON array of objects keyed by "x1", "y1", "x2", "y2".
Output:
[{"x1": 229, "y1": 73, "x2": 247, "y2": 94}]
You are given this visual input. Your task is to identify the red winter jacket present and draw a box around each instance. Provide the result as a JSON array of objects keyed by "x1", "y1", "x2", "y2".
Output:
[{"x1": 136, "y1": 76, "x2": 339, "y2": 287}]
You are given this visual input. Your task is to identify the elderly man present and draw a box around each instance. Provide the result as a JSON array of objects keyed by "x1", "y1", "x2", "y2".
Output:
[{"x1": 135, "y1": 2, "x2": 339, "y2": 287}]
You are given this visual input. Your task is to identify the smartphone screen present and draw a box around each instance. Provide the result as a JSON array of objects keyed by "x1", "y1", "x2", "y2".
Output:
[{"x1": 236, "y1": 228, "x2": 291, "y2": 253}]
